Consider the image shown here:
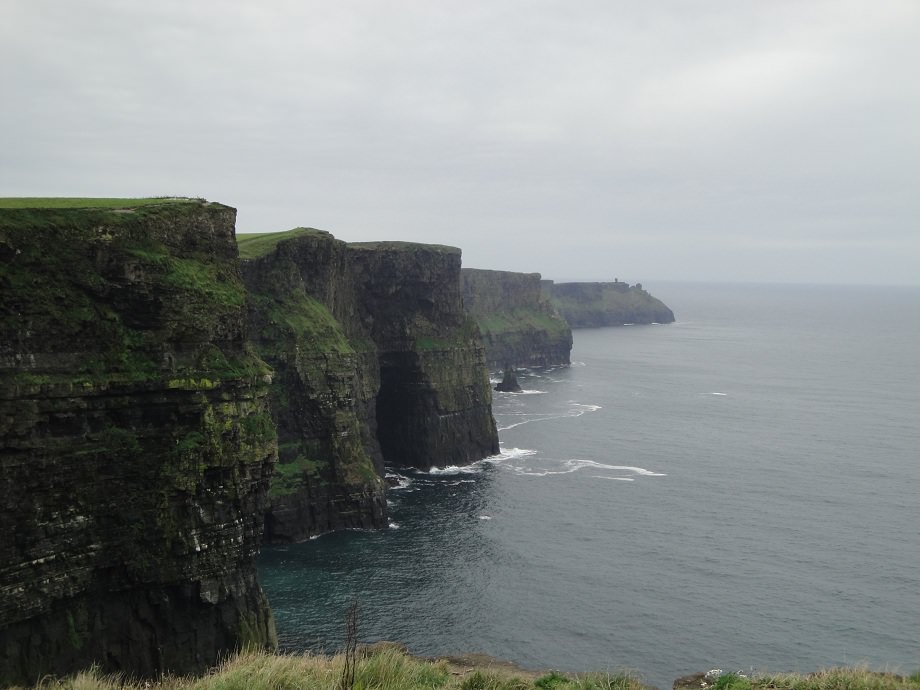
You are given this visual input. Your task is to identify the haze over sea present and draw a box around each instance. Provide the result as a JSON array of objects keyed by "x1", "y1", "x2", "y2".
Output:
[{"x1": 258, "y1": 282, "x2": 920, "y2": 688}]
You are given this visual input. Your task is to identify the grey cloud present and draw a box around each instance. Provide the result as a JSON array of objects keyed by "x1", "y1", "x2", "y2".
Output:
[{"x1": 2, "y1": 0, "x2": 918, "y2": 284}]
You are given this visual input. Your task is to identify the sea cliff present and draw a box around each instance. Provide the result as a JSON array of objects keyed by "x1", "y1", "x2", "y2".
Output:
[
  {"x1": 0, "y1": 199, "x2": 277, "y2": 685},
  {"x1": 461, "y1": 268, "x2": 572, "y2": 369},
  {"x1": 547, "y1": 280, "x2": 675, "y2": 327},
  {"x1": 238, "y1": 231, "x2": 499, "y2": 542},
  {"x1": 238, "y1": 229, "x2": 387, "y2": 543},
  {"x1": 349, "y1": 242, "x2": 499, "y2": 469}
]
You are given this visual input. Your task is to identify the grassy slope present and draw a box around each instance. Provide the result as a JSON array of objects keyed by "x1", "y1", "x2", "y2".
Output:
[
  {"x1": 476, "y1": 308, "x2": 569, "y2": 336},
  {"x1": 8, "y1": 648, "x2": 919, "y2": 690},
  {"x1": 236, "y1": 228, "x2": 329, "y2": 259}
]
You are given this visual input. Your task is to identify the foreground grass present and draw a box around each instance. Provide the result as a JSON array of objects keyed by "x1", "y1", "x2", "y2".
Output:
[
  {"x1": 703, "y1": 667, "x2": 920, "y2": 690},
  {"x1": 12, "y1": 648, "x2": 642, "y2": 690},
  {"x1": 11, "y1": 649, "x2": 920, "y2": 690}
]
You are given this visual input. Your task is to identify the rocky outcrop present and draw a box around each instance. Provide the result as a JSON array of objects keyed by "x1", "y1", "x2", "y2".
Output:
[
  {"x1": 0, "y1": 200, "x2": 278, "y2": 685},
  {"x1": 461, "y1": 269, "x2": 572, "y2": 369},
  {"x1": 547, "y1": 280, "x2": 675, "y2": 327},
  {"x1": 239, "y1": 230, "x2": 387, "y2": 543},
  {"x1": 350, "y1": 243, "x2": 499, "y2": 469}
]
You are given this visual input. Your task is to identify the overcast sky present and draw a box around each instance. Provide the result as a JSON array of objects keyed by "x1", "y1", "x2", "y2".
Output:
[{"x1": 2, "y1": 1, "x2": 918, "y2": 285}]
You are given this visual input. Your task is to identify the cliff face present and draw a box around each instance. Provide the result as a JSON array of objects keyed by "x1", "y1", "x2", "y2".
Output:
[
  {"x1": 239, "y1": 233, "x2": 499, "y2": 540},
  {"x1": 0, "y1": 201, "x2": 277, "y2": 685},
  {"x1": 239, "y1": 230, "x2": 387, "y2": 543},
  {"x1": 350, "y1": 243, "x2": 499, "y2": 469},
  {"x1": 547, "y1": 281, "x2": 675, "y2": 327},
  {"x1": 461, "y1": 269, "x2": 572, "y2": 369}
]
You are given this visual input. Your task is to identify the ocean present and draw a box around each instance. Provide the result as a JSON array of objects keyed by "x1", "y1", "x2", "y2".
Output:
[{"x1": 257, "y1": 282, "x2": 920, "y2": 688}]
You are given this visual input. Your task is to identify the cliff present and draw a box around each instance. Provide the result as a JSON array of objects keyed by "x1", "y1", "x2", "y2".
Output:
[
  {"x1": 238, "y1": 232, "x2": 499, "y2": 541},
  {"x1": 238, "y1": 229, "x2": 387, "y2": 543},
  {"x1": 0, "y1": 199, "x2": 278, "y2": 685},
  {"x1": 547, "y1": 281, "x2": 675, "y2": 327},
  {"x1": 461, "y1": 269, "x2": 572, "y2": 369},
  {"x1": 348, "y1": 242, "x2": 499, "y2": 469}
]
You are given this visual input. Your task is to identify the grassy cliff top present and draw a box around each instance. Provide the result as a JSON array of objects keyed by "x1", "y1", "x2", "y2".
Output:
[
  {"x1": 0, "y1": 197, "x2": 231, "y2": 232},
  {"x1": 236, "y1": 228, "x2": 331, "y2": 259},
  {"x1": 0, "y1": 197, "x2": 204, "y2": 209},
  {"x1": 349, "y1": 240, "x2": 460, "y2": 253}
]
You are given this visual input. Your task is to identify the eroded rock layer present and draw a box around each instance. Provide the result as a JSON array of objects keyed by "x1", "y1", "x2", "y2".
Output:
[
  {"x1": 461, "y1": 268, "x2": 572, "y2": 369},
  {"x1": 0, "y1": 201, "x2": 277, "y2": 685}
]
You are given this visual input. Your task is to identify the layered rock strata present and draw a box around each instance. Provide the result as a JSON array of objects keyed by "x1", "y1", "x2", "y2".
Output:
[
  {"x1": 547, "y1": 280, "x2": 675, "y2": 327},
  {"x1": 239, "y1": 230, "x2": 387, "y2": 543},
  {"x1": 461, "y1": 268, "x2": 572, "y2": 369},
  {"x1": 239, "y1": 232, "x2": 499, "y2": 540},
  {"x1": 0, "y1": 200, "x2": 277, "y2": 685}
]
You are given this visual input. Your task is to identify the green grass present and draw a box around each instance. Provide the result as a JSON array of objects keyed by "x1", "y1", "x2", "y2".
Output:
[
  {"x1": 6, "y1": 648, "x2": 648, "y2": 690},
  {"x1": 236, "y1": 228, "x2": 329, "y2": 259},
  {"x1": 475, "y1": 308, "x2": 569, "y2": 336},
  {"x1": 7, "y1": 649, "x2": 920, "y2": 690},
  {"x1": 0, "y1": 197, "x2": 199, "y2": 209}
]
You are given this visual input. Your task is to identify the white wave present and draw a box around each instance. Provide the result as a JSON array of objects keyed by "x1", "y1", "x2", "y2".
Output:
[
  {"x1": 487, "y1": 447, "x2": 538, "y2": 462},
  {"x1": 569, "y1": 402, "x2": 602, "y2": 412},
  {"x1": 591, "y1": 475, "x2": 635, "y2": 481},
  {"x1": 570, "y1": 361, "x2": 586, "y2": 367},
  {"x1": 567, "y1": 459, "x2": 666, "y2": 476},
  {"x1": 427, "y1": 464, "x2": 484, "y2": 475},
  {"x1": 507, "y1": 458, "x2": 666, "y2": 479},
  {"x1": 479, "y1": 515, "x2": 492, "y2": 520},
  {"x1": 710, "y1": 391, "x2": 728, "y2": 396},
  {"x1": 385, "y1": 472, "x2": 414, "y2": 490},
  {"x1": 495, "y1": 401, "x2": 601, "y2": 431},
  {"x1": 388, "y1": 521, "x2": 400, "y2": 529},
  {"x1": 497, "y1": 417, "x2": 545, "y2": 431}
]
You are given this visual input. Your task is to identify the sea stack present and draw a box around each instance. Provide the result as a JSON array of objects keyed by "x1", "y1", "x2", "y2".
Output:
[{"x1": 495, "y1": 367, "x2": 522, "y2": 392}]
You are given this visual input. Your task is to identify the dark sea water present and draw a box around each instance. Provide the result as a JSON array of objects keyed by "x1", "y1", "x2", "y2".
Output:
[{"x1": 258, "y1": 282, "x2": 920, "y2": 688}]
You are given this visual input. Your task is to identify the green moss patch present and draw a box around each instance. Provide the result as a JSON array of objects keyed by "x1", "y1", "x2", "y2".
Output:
[
  {"x1": 250, "y1": 292, "x2": 353, "y2": 357},
  {"x1": 270, "y1": 454, "x2": 329, "y2": 497}
]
